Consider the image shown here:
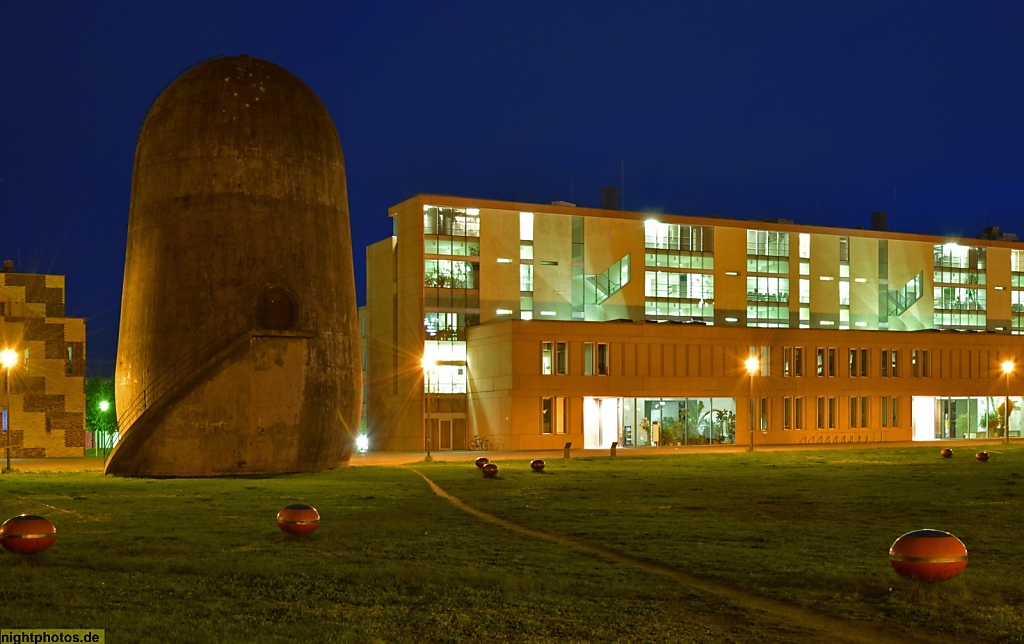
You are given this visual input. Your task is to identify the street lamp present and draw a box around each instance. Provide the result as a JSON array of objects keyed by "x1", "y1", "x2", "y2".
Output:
[
  {"x1": 1, "y1": 348, "x2": 19, "y2": 473},
  {"x1": 421, "y1": 355, "x2": 437, "y2": 461},
  {"x1": 98, "y1": 400, "x2": 111, "y2": 457},
  {"x1": 744, "y1": 356, "x2": 760, "y2": 452},
  {"x1": 1002, "y1": 360, "x2": 1014, "y2": 444}
]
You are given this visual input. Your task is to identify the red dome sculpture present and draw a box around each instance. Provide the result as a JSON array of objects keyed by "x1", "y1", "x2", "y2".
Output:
[
  {"x1": 277, "y1": 504, "x2": 320, "y2": 535},
  {"x1": 0, "y1": 515, "x2": 56, "y2": 554},
  {"x1": 889, "y1": 529, "x2": 968, "y2": 582}
]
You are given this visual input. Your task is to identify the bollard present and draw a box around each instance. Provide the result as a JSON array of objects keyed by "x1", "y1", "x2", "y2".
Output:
[
  {"x1": 563, "y1": 441, "x2": 572, "y2": 460},
  {"x1": 610, "y1": 441, "x2": 618, "y2": 458}
]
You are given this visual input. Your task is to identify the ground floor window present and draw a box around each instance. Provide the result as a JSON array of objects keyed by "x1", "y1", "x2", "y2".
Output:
[
  {"x1": 915, "y1": 396, "x2": 1021, "y2": 440},
  {"x1": 614, "y1": 397, "x2": 738, "y2": 448},
  {"x1": 850, "y1": 396, "x2": 869, "y2": 428},
  {"x1": 542, "y1": 397, "x2": 567, "y2": 435},
  {"x1": 913, "y1": 395, "x2": 1015, "y2": 440}
]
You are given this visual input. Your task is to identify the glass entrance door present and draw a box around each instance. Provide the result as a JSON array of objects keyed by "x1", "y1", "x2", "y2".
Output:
[{"x1": 439, "y1": 419, "x2": 452, "y2": 450}]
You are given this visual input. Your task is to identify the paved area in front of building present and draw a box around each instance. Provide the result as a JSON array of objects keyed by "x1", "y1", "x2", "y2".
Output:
[{"x1": 2, "y1": 438, "x2": 1010, "y2": 474}]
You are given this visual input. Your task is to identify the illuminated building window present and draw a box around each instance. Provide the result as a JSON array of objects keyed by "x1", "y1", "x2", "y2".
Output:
[
  {"x1": 933, "y1": 243, "x2": 986, "y2": 329},
  {"x1": 747, "y1": 229, "x2": 790, "y2": 327},
  {"x1": 423, "y1": 205, "x2": 480, "y2": 237},
  {"x1": 520, "y1": 264, "x2": 533, "y2": 292},
  {"x1": 541, "y1": 396, "x2": 567, "y2": 434}
]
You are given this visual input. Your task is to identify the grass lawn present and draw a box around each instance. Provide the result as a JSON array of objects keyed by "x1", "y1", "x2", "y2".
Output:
[{"x1": 2, "y1": 445, "x2": 1022, "y2": 642}]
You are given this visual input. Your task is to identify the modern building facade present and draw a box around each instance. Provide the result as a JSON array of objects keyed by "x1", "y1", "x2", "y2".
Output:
[
  {"x1": 362, "y1": 195, "x2": 1024, "y2": 452},
  {"x1": 0, "y1": 263, "x2": 86, "y2": 458}
]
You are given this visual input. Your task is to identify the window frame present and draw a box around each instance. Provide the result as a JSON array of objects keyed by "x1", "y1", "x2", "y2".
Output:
[
  {"x1": 541, "y1": 341, "x2": 553, "y2": 375},
  {"x1": 556, "y1": 341, "x2": 568, "y2": 375},
  {"x1": 596, "y1": 343, "x2": 610, "y2": 375}
]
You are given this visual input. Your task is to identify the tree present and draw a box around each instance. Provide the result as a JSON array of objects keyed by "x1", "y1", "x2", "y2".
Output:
[{"x1": 85, "y1": 377, "x2": 117, "y2": 456}]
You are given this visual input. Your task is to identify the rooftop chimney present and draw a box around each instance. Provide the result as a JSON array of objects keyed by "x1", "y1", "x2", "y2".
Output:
[
  {"x1": 601, "y1": 186, "x2": 620, "y2": 210},
  {"x1": 871, "y1": 211, "x2": 888, "y2": 232}
]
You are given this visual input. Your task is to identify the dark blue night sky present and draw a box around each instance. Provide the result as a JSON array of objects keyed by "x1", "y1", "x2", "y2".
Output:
[{"x1": 3, "y1": 1, "x2": 1023, "y2": 372}]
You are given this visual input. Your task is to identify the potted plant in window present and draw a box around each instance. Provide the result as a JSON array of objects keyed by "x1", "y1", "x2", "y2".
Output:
[{"x1": 712, "y1": 409, "x2": 736, "y2": 444}]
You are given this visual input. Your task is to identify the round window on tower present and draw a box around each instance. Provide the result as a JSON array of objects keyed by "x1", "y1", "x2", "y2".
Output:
[{"x1": 255, "y1": 287, "x2": 295, "y2": 330}]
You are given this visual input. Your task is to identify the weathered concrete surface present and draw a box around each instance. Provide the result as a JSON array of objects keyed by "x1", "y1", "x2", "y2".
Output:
[{"x1": 108, "y1": 56, "x2": 360, "y2": 476}]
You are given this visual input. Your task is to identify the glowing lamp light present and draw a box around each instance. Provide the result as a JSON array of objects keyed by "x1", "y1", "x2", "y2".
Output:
[
  {"x1": 643, "y1": 219, "x2": 665, "y2": 237},
  {"x1": 1002, "y1": 360, "x2": 1014, "y2": 375},
  {"x1": 355, "y1": 435, "x2": 369, "y2": 452},
  {"x1": 744, "y1": 357, "x2": 760, "y2": 376},
  {"x1": 99, "y1": 400, "x2": 111, "y2": 412},
  {"x1": 0, "y1": 349, "x2": 17, "y2": 369}
]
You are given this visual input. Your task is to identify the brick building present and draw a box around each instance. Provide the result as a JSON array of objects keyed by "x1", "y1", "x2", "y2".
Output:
[{"x1": 1, "y1": 263, "x2": 86, "y2": 458}]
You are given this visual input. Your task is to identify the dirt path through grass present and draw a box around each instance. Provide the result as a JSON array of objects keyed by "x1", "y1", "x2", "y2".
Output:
[{"x1": 412, "y1": 469, "x2": 952, "y2": 644}]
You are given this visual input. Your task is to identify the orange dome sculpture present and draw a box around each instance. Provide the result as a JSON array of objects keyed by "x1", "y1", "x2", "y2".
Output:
[
  {"x1": 889, "y1": 529, "x2": 968, "y2": 582},
  {"x1": 0, "y1": 515, "x2": 57, "y2": 554}
]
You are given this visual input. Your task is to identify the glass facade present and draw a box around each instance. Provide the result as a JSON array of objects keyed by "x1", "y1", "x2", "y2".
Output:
[
  {"x1": 645, "y1": 222, "x2": 714, "y2": 321},
  {"x1": 747, "y1": 229, "x2": 790, "y2": 327},
  {"x1": 933, "y1": 243, "x2": 986, "y2": 329},
  {"x1": 621, "y1": 397, "x2": 737, "y2": 447},
  {"x1": 421, "y1": 204, "x2": 480, "y2": 403},
  {"x1": 584, "y1": 254, "x2": 630, "y2": 304},
  {"x1": 933, "y1": 396, "x2": 1019, "y2": 439}
]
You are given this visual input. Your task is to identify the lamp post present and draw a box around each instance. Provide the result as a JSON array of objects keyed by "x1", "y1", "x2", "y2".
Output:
[
  {"x1": 421, "y1": 356, "x2": 436, "y2": 461},
  {"x1": 98, "y1": 400, "x2": 111, "y2": 457},
  {"x1": 744, "y1": 356, "x2": 760, "y2": 452},
  {"x1": 1, "y1": 348, "x2": 19, "y2": 473},
  {"x1": 1002, "y1": 360, "x2": 1014, "y2": 444}
]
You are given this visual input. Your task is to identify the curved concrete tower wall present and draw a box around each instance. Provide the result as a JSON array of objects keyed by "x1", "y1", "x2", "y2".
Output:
[{"x1": 108, "y1": 55, "x2": 360, "y2": 476}]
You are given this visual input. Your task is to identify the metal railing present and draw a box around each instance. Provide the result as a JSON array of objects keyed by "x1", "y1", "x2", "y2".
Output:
[
  {"x1": 116, "y1": 314, "x2": 253, "y2": 433},
  {"x1": 115, "y1": 309, "x2": 319, "y2": 434}
]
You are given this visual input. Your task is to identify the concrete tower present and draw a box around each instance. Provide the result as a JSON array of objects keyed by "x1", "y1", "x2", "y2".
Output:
[{"x1": 106, "y1": 55, "x2": 360, "y2": 476}]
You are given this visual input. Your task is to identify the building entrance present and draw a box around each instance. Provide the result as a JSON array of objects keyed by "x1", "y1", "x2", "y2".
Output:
[
  {"x1": 427, "y1": 416, "x2": 467, "y2": 450},
  {"x1": 583, "y1": 397, "x2": 619, "y2": 449},
  {"x1": 911, "y1": 396, "x2": 1020, "y2": 440}
]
